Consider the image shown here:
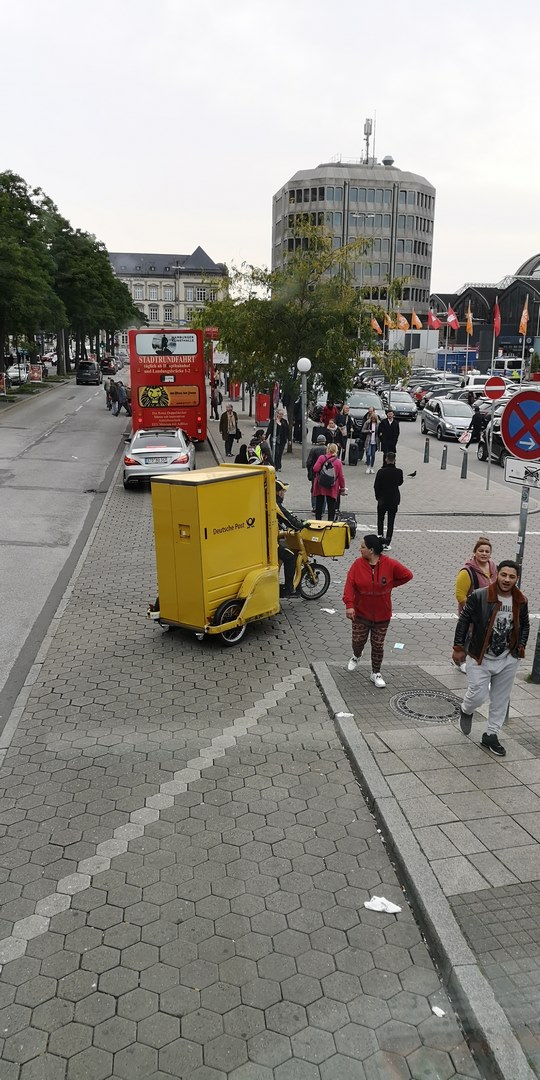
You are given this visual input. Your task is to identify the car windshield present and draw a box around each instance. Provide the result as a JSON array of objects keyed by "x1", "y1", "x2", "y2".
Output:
[
  {"x1": 347, "y1": 392, "x2": 382, "y2": 409},
  {"x1": 387, "y1": 393, "x2": 412, "y2": 403},
  {"x1": 133, "y1": 431, "x2": 185, "y2": 448},
  {"x1": 79, "y1": 362, "x2": 96, "y2": 370},
  {"x1": 441, "y1": 402, "x2": 472, "y2": 417}
]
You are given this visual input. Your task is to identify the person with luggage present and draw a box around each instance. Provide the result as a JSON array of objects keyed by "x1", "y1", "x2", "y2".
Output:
[
  {"x1": 307, "y1": 434, "x2": 328, "y2": 512},
  {"x1": 109, "y1": 379, "x2": 119, "y2": 415},
  {"x1": 312, "y1": 443, "x2": 346, "y2": 521},
  {"x1": 467, "y1": 405, "x2": 484, "y2": 443},
  {"x1": 373, "y1": 452, "x2": 403, "y2": 550}
]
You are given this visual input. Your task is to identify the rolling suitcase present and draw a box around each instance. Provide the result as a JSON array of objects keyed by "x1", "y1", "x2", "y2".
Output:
[{"x1": 348, "y1": 440, "x2": 359, "y2": 466}]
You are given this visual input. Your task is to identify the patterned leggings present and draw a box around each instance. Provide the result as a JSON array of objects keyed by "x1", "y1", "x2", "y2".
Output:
[{"x1": 352, "y1": 618, "x2": 390, "y2": 673}]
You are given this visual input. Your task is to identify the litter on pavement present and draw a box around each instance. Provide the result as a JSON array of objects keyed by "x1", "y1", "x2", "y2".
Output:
[
  {"x1": 432, "y1": 1006, "x2": 446, "y2": 1017},
  {"x1": 364, "y1": 896, "x2": 402, "y2": 914}
]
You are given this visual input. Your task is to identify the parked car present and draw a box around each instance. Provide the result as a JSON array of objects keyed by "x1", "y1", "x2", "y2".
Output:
[
  {"x1": 6, "y1": 363, "x2": 29, "y2": 385},
  {"x1": 413, "y1": 382, "x2": 448, "y2": 408},
  {"x1": 123, "y1": 428, "x2": 196, "y2": 489},
  {"x1": 477, "y1": 419, "x2": 509, "y2": 467},
  {"x1": 421, "y1": 398, "x2": 473, "y2": 440},
  {"x1": 345, "y1": 389, "x2": 386, "y2": 435},
  {"x1": 100, "y1": 357, "x2": 119, "y2": 375},
  {"x1": 76, "y1": 361, "x2": 102, "y2": 385},
  {"x1": 381, "y1": 390, "x2": 417, "y2": 420}
]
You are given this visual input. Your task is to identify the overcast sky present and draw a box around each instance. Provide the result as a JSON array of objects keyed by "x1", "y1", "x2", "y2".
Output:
[{"x1": 2, "y1": 0, "x2": 539, "y2": 293}]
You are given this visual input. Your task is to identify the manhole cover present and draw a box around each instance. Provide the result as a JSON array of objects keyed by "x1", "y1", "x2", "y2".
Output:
[{"x1": 389, "y1": 689, "x2": 460, "y2": 725}]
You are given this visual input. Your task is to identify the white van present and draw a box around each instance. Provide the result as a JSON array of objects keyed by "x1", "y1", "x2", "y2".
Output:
[
  {"x1": 461, "y1": 374, "x2": 506, "y2": 392},
  {"x1": 490, "y1": 357, "x2": 522, "y2": 378}
]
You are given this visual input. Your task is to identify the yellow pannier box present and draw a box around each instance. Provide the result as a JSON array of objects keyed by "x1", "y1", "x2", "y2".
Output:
[{"x1": 300, "y1": 520, "x2": 350, "y2": 557}]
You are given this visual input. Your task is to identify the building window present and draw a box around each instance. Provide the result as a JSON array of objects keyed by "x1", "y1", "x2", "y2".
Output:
[
  {"x1": 407, "y1": 215, "x2": 414, "y2": 229},
  {"x1": 366, "y1": 189, "x2": 375, "y2": 204},
  {"x1": 149, "y1": 285, "x2": 158, "y2": 301},
  {"x1": 149, "y1": 305, "x2": 159, "y2": 321},
  {"x1": 196, "y1": 287, "x2": 207, "y2": 302},
  {"x1": 384, "y1": 190, "x2": 392, "y2": 204},
  {"x1": 326, "y1": 186, "x2": 334, "y2": 201},
  {"x1": 373, "y1": 238, "x2": 381, "y2": 253},
  {"x1": 358, "y1": 188, "x2": 366, "y2": 203},
  {"x1": 332, "y1": 236, "x2": 341, "y2": 249},
  {"x1": 396, "y1": 239, "x2": 404, "y2": 254},
  {"x1": 325, "y1": 212, "x2": 333, "y2": 227},
  {"x1": 121, "y1": 331, "x2": 128, "y2": 344},
  {"x1": 311, "y1": 187, "x2": 317, "y2": 201},
  {"x1": 407, "y1": 191, "x2": 415, "y2": 205},
  {"x1": 374, "y1": 214, "x2": 382, "y2": 228},
  {"x1": 350, "y1": 187, "x2": 358, "y2": 202},
  {"x1": 185, "y1": 286, "x2": 194, "y2": 302},
  {"x1": 382, "y1": 214, "x2": 391, "y2": 228},
  {"x1": 375, "y1": 189, "x2": 383, "y2": 205},
  {"x1": 287, "y1": 238, "x2": 294, "y2": 251},
  {"x1": 381, "y1": 238, "x2": 390, "y2": 254},
  {"x1": 164, "y1": 286, "x2": 174, "y2": 301},
  {"x1": 303, "y1": 189, "x2": 310, "y2": 202},
  {"x1": 405, "y1": 239, "x2": 413, "y2": 254},
  {"x1": 381, "y1": 262, "x2": 389, "y2": 275},
  {"x1": 398, "y1": 215, "x2": 405, "y2": 229},
  {"x1": 296, "y1": 189, "x2": 302, "y2": 203},
  {"x1": 209, "y1": 288, "x2": 217, "y2": 301},
  {"x1": 289, "y1": 189, "x2": 296, "y2": 203},
  {"x1": 318, "y1": 186, "x2": 325, "y2": 200},
  {"x1": 395, "y1": 263, "x2": 403, "y2": 276},
  {"x1": 164, "y1": 306, "x2": 173, "y2": 322},
  {"x1": 403, "y1": 263, "x2": 411, "y2": 276},
  {"x1": 185, "y1": 307, "x2": 194, "y2": 321},
  {"x1": 399, "y1": 190, "x2": 407, "y2": 205},
  {"x1": 333, "y1": 212, "x2": 342, "y2": 227},
  {"x1": 335, "y1": 187, "x2": 343, "y2": 202},
  {"x1": 133, "y1": 284, "x2": 144, "y2": 301}
]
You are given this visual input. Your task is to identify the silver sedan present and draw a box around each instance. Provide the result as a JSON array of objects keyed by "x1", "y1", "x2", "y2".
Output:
[{"x1": 123, "y1": 428, "x2": 195, "y2": 489}]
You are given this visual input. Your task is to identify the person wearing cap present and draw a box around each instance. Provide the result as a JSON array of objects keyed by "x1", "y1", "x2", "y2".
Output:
[
  {"x1": 306, "y1": 435, "x2": 328, "y2": 513},
  {"x1": 343, "y1": 534, "x2": 413, "y2": 687},
  {"x1": 276, "y1": 479, "x2": 306, "y2": 597}
]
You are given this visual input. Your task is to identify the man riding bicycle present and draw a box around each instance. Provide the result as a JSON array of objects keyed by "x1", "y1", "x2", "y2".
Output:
[{"x1": 276, "y1": 479, "x2": 307, "y2": 598}]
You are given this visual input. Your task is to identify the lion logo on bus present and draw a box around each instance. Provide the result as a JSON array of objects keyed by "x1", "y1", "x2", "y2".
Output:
[{"x1": 139, "y1": 386, "x2": 170, "y2": 408}]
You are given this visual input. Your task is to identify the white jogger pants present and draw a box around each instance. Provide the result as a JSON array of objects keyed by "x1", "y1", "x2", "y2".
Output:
[{"x1": 462, "y1": 653, "x2": 519, "y2": 735}]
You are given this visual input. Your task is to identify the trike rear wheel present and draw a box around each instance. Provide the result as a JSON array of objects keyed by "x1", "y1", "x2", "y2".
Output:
[
  {"x1": 298, "y1": 562, "x2": 330, "y2": 600},
  {"x1": 213, "y1": 599, "x2": 246, "y2": 645}
]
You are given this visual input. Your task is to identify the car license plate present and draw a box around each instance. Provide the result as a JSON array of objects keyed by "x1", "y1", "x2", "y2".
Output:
[{"x1": 145, "y1": 456, "x2": 166, "y2": 464}]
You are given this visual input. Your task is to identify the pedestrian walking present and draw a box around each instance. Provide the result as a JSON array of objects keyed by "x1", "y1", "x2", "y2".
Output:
[
  {"x1": 467, "y1": 405, "x2": 484, "y2": 443},
  {"x1": 266, "y1": 408, "x2": 289, "y2": 472},
  {"x1": 378, "y1": 408, "x2": 400, "y2": 456},
  {"x1": 453, "y1": 559, "x2": 529, "y2": 756},
  {"x1": 116, "y1": 382, "x2": 131, "y2": 416},
  {"x1": 343, "y1": 534, "x2": 413, "y2": 687},
  {"x1": 373, "y1": 452, "x2": 403, "y2": 550},
  {"x1": 210, "y1": 383, "x2": 223, "y2": 421},
  {"x1": 312, "y1": 443, "x2": 345, "y2": 521},
  {"x1": 103, "y1": 376, "x2": 112, "y2": 410},
  {"x1": 219, "y1": 403, "x2": 240, "y2": 457},
  {"x1": 455, "y1": 537, "x2": 497, "y2": 614},
  {"x1": 307, "y1": 434, "x2": 328, "y2": 512},
  {"x1": 362, "y1": 407, "x2": 379, "y2": 473},
  {"x1": 335, "y1": 403, "x2": 354, "y2": 461},
  {"x1": 109, "y1": 379, "x2": 119, "y2": 415},
  {"x1": 321, "y1": 400, "x2": 339, "y2": 427}
]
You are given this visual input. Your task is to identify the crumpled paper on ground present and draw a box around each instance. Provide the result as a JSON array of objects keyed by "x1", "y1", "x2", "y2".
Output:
[{"x1": 364, "y1": 896, "x2": 401, "y2": 914}]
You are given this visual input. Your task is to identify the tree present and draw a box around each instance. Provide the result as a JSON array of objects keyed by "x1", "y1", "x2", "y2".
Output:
[{"x1": 373, "y1": 347, "x2": 412, "y2": 391}]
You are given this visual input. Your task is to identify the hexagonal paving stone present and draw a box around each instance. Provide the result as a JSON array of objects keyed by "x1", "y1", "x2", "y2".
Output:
[
  {"x1": 291, "y1": 1026, "x2": 336, "y2": 1064},
  {"x1": 159, "y1": 1036, "x2": 204, "y2": 1075},
  {"x1": 122, "y1": 942, "x2": 158, "y2": 971},
  {"x1": 281, "y1": 974, "x2": 322, "y2": 1007},
  {"x1": 265, "y1": 1000, "x2": 308, "y2": 1036},
  {"x1": 224, "y1": 1004, "x2": 265, "y2": 1039},
  {"x1": 241, "y1": 977, "x2": 281, "y2": 1010},
  {"x1": 372, "y1": 945, "x2": 411, "y2": 975},
  {"x1": 19, "y1": 1051, "x2": 69, "y2": 1080},
  {"x1": 347, "y1": 994, "x2": 391, "y2": 1029},
  {"x1": 360, "y1": 969, "x2": 401, "y2": 1001},
  {"x1": 228, "y1": 1066, "x2": 274, "y2": 1080},
  {"x1": 198, "y1": 936, "x2": 236, "y2": 965},
  {"x1": 417, "y1": 1012, "x2": 463, "y2": 1051},
  {"x1": 74, "y1": 992, "x2": 116, "y2": 1026},
  {"x1": 66, "y1": 1045, "x2": 112, "y2": 1080},
  {"x1": 4, "y1": 1025, "x2": 48, "y2": 1065},
  {"x1": 117, "y1": 987, "x2": 159, "y2": 1021},
  {"x1": 219, "y1": 956, "x2": 258, "y2": 987},
  {"x1": 376, "y1": 1018, "x2": 421, "y2": 1056},
  {"x1": 15, "y1": 976, "x2": 57, "y2": 1008},
  {"x1": 139, "y1": 961, "x2": 179, "y2": 993},
  {"x1": 138, "y1": 1011, "x2": 180, "y2": 1048},
  {"x1": 94, "y1": 1015, "x2": 136, "y2": 1052},
  {"x1": 274, "y1": 1059, "x2": 320, "y2": 1080},
  {"x1": 204, "y1": 1032, "x2": 248, "y2": 1072},
  {"x1": 307, "y1": 997, "x2": 350, "y2": 1033},
  {"x1": 319, "y1": 1052, "x2": 368, "y2": 1080},
  {"x1": 389, "y1": 991, "x2": 432, "y2": 1027},
  {"x1": 248, "y1": 1029, "x2": 292, "y2": 1067},
  {"x1": 408, "y1": 1044, "x2": 456, "y2": 1080},
  {"x1": 114, "y1": 1042, "x2": 158, "y2": 1078},
  {"x1": 31, "y1": 997, "x2": 74, "y2": 1032},
  {"x1": 364, "y1": 1049, "x2": 410, "y2": 1080},
  {"x1": 335, "y1": 1022, "x2": 379, "y2": 1061},
  {"x1": 98, "y1": 965, "x2": 139, "y2": 997},
  {"x1": 181, "y1": 1007, "x2": 224, "y2": 1044},
  {"x1": 160, "y1": 984, "x2": 201, "y2": 1017},
  {"x1": 49, "y1": 1021, "x2": 92, "y2": 1058},
  {"x1": 0, "y1": 1002, "x2": 31, "y2": 1036},
  {"x1": 58, "y1": 971, "x2": 99, "y2": 1002}
]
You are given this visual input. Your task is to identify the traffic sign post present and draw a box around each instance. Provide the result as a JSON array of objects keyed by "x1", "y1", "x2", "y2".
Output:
[
  {"x1": 484, "y1": 377, "x2": 507, "y2": 492},
  {"x1": 500, "y1": 390, "x2": 540, "y2": 582}
]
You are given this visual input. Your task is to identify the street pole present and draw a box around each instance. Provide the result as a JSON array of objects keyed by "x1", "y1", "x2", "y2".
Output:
[
  {"x1": 516, "y1": 483, "x2": 530, "y2": 583},
  {"x1": 486, "y1": 402, "x2": 495, "y2": 491},
  {"x1": 297, "y1": 357, "x2": 312, "y2": 469}
]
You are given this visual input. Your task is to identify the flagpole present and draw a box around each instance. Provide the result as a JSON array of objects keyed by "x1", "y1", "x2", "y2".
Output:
[
  {"x1": 443, "y1": 323, "x2": 449, "y2": 377},
  {"x1": 520, "y1": 293, "x2": 529, "y2": 384},
  {"x1": 465, "y1": 330, "x2": 469, "y2": 379}
]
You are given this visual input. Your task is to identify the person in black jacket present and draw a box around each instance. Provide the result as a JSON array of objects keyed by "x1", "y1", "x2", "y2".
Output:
[
  {"x1": 452, "y1": 560, "x2": 529, "y2": 756},
  {"x1": 373, "y1": 453, "x2": 403, "y2": 549},
  {"x1": 266, "y1": 408, "x2": 290, "y2": 471},
  {"x1": 378, "y1": 409, "x2": 400, "y2": 456},
  {"x1": 468, "y1": 405, "x2": 484, "y2": 442},
  {"x1": 276, "y1": 479, "x2": 307, "y2": 596},
  {"x1": 306, "y1": 435, "x2": 327, "y2": 512}
]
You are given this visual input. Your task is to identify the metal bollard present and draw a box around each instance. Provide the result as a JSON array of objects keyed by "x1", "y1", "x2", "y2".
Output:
[
  {"x1": 460, "y1": 449, "x2": 468, "y2": 479},
  {"x1": 441, "y1": 445, "x2": 447, "y2": 470},
  {"x1": 423, "y1": 438, "x2": 429, "y2": 463}
]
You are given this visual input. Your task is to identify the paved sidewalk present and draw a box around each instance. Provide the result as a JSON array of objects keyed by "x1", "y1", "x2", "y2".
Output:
[{"x1": 0, "y1": 453, "x2": 484, "y2": 1078}]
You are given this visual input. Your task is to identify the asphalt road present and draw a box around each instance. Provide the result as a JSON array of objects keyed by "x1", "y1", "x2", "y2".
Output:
[
  {"x1": 0, "y1": 378, "x2": 129, "y2": 727},
  {"x1": 394, "y1": 411, "x2": 509, "y2": 486}
]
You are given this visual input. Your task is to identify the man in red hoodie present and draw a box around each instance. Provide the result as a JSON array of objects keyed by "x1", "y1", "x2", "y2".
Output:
[{"x1": 343, "y1": 534, "x2": 413, "y2": 687}]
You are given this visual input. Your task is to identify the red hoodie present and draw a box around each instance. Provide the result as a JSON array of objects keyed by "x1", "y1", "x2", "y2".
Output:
[{"x1": 343, "y1": 555, "x2": 413, "y2": 622}]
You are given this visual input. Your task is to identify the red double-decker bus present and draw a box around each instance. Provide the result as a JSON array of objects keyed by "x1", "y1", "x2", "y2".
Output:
[{"x1": 128, "y1": 329, "x2": 207, "y2": 442}]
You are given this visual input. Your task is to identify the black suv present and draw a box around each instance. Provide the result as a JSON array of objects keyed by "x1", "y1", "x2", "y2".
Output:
[
  {"x1": 76, "y1": 361, "x2": 102, "y2": 386},
  {"x1": 477, "y1": 420, "x2": 508, "y2": 467}
]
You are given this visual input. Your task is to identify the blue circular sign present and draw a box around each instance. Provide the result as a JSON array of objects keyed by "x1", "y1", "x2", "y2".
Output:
[{"x1": 501, "y1": 390, "x2": 540, "y2": 461}]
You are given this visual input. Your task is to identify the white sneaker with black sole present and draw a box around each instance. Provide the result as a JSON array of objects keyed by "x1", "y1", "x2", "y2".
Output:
[{"x1": 370, "y1": 672, "x2": 386, "y2": 688}]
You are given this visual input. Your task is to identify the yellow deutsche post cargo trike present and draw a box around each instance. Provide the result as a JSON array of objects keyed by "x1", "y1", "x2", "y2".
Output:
[{"x1": 148, "y1": 465, "x2": 350, "y2": 645}]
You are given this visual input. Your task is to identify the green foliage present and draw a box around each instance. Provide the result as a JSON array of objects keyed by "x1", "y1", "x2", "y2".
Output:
[
  {"x1": 373, "y1": 348, "x2": 412, "y2": 386},
  {"x1": 531, "y1": 352, "x2": 540, "y2": 374}
]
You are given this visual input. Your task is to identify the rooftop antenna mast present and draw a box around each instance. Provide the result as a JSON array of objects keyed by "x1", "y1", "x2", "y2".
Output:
[{"x1": 363, "y1": 118, "x2": 373, "y2": 164}]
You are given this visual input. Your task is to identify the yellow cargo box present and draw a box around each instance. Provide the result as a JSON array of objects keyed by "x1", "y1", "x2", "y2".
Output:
[
  {"x1": 150, "y1": 465, "x2": 279, "y2": 641},
  {"x1": 300, "y1": 520, "x2": 350, "y2": 557}
]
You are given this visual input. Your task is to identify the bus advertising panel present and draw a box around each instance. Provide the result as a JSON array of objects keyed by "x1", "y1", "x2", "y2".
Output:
[{"x1": 129, "y1": 329, "x2": 207, "y2": 442}]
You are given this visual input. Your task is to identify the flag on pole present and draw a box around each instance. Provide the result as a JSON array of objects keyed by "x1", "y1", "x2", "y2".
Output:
[
  {"x1": 411, "y1": 309, "x2": 422, "y2": 330},
  {"x1": 447, "y1": 305, "x2": 460, "y2": 331},
  {"x1": 384, "y1": 313, "x2": 396, "y2": 329},
  {"x1": 427, "y1": 310, "x2": 442, "y2": 330},
  {"x1": 519, "y1": 296, "x2": 529, "y2": 336},
  {"x1": 370, "y1": 317, "x2": 382, "y2": 335},
  {"x1": 465, "y1": 302, "x2": 473, "y2": 336},
  {"x1": 493, "y1": 299, "x2": 501, "y2": 338},
  {"x1": 396, "y1": 313, "x2": 409, "y2": 331}
]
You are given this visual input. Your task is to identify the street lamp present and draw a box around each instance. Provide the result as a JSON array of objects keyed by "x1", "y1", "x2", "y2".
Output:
[{"x1": 297, "y1": 357, "x2": 312, "y2": 468}]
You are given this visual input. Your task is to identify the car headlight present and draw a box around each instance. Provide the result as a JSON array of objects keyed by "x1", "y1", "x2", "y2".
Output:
[{"x1": 445, "y1": 423, "x2": 456, "y2": 432}]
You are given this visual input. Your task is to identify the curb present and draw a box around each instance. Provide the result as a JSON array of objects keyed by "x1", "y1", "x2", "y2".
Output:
[{"x1": 312, "y1": 659, "x2": 535, "y2": 1080}]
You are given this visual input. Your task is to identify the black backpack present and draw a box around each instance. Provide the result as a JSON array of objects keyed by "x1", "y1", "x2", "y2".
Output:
[{"x1": 318, "y1": 457, "x2": 336, "y2": 489}]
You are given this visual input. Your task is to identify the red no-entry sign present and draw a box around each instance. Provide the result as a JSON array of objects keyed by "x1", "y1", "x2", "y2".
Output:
[{"x1": 484, "y1": 376, "x2": 506, "y2": 400}]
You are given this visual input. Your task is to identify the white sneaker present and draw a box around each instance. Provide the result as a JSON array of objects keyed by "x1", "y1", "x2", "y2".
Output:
[
  {"x1": 370, "y1": 672, "x2": 386, "y2": 688},
  {"x1": 365, "y1": 467, "x2": 370, "y2": 474},
  {"x1": 460, "y1": 661, "x2": 467, "y2": 673},
  {"x1": 347, "y1": 656, "x2": 359, "y2": 672}
]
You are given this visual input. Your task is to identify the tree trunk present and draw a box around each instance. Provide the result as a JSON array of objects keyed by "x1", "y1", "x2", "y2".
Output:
[{"x1": 56, "y1": 329, "x2": 66, "y2": 376}]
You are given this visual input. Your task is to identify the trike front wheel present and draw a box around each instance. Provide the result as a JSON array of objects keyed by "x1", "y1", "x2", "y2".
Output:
[{"x1": 298, "y1": 562, "x2": 330, "y2": 600}]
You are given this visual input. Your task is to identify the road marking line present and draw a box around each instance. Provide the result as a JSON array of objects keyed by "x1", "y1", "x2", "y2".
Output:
[
  {"x1": 85, "y1": 396, "x2": 93, "y2": 403},
  {"x1": 392, "y1": 612, "x2": 540, "y2": 620},
  {"x1": 0, "y1": 666, "x2": 309, "y2": 967},
  {"x1": 59, "y1": 418, "x2": 67, "y2": 424},
  {"x1": 74, "y1": 405, "x2": 83, "y2": 412}
]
